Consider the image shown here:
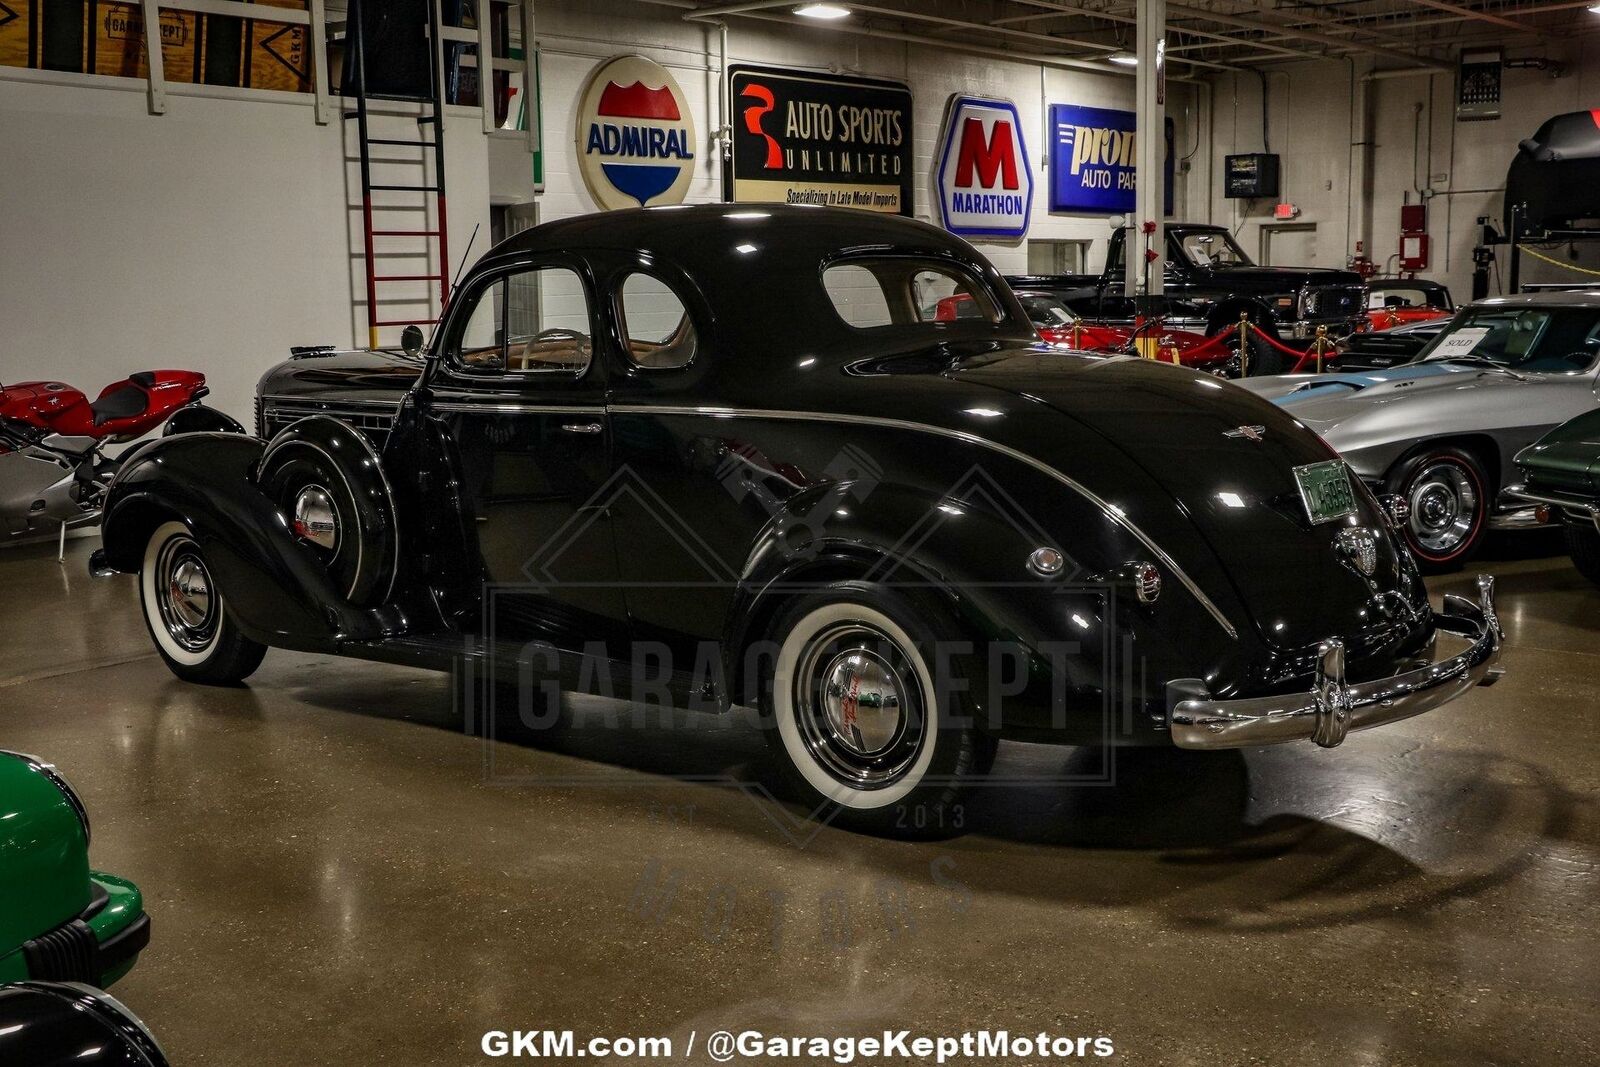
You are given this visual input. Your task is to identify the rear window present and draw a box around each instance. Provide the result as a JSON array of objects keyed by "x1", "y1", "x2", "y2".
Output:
[{"x1": 822, "y1": 258, "x2": 1006, "y2": 330}]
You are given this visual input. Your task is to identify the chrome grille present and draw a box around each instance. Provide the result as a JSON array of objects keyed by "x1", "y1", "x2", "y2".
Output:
[
  {"x1": 259, "y1": 399, "x2": 397, "y2": 450},
  {"x1": 1303, "y1": 285, "x2": 1365, "y2": 320}
]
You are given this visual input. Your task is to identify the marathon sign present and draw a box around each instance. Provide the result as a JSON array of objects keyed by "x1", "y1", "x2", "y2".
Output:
[
  {"x1": 935, "y1": 95, "x2": 1032, "y2": 240},
  {"x1": 725, "y1": 64, "x2": 913, "y2": 215},
  {"x1": 1048, "y1": 103, "x2": 1174, "y2": 215}
]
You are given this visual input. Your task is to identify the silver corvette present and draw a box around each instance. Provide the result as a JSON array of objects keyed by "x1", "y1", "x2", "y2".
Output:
[{"x1": 1239, "y1": 291, "x2": 1600, "y2": 567}]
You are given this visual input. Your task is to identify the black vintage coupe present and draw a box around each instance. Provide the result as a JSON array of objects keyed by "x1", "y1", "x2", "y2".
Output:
[{"x1": 92, "y1": 206, "x2": 1504, "y2": 830}]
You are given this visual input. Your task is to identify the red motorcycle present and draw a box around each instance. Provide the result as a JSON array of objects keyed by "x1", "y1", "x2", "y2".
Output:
[{"x1": 0, "y1": 371, "x2": 240, "y2": 554}]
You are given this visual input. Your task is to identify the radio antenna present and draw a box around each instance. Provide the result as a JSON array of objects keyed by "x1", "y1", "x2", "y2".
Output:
[{"x1": 449, "y1": 224, "x2": 481, "y2": 299}]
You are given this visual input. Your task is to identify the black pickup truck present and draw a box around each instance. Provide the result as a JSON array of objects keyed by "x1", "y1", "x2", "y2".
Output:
[{"x1": 1009, "y1": 223, "x2": 1367, "y2": 372}]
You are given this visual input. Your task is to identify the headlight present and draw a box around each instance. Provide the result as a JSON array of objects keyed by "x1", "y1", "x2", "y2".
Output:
[{"x1": 7, "y1": 751, "x2": 90, "y2": 846}]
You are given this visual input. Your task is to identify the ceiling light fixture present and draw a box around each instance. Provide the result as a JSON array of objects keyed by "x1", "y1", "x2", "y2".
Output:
[
  {"x1": 794, "y1": 3, "x2": 851, "y2": 19},
  {"x1": 1108, "y1": 52, "x2": 1139, "y2": 67}
]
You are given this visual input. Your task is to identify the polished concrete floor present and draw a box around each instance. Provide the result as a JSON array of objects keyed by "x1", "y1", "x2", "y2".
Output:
[{"x1": 2, "y1": 537, "x2": 1597, "y2": 1065}]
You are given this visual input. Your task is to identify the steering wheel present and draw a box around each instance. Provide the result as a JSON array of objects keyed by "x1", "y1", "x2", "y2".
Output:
[{"x1": 532, "y1": 328, "x2": 587, "y2": 345}]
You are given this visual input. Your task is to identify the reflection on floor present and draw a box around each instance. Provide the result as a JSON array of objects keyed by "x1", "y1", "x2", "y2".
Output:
[{"x1": 1, "y1": 537, "x2": 1596, "y2": 1064}]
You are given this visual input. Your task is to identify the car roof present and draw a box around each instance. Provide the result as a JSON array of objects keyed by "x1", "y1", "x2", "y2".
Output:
[
  {"x1": 485, "y1": 202, "x2": 981, "y2": 264},
  {"x1": 1471, "y1": 289, "x2": 1600, "y2": 309}
]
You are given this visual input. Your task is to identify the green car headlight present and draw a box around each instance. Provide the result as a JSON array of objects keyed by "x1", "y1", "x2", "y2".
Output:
[{"x1": 9, "y1": 751, "x2": 91, "y2": 846}]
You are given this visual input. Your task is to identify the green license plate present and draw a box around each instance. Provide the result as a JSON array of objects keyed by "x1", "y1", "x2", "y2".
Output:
[{"x1": 1294, "y1": 460, "x2": 1357, "y2": 524}]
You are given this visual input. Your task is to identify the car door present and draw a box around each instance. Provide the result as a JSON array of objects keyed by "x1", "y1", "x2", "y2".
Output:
[{"x1": 423, "y1": 257, "x2": 628, "y2": 656}]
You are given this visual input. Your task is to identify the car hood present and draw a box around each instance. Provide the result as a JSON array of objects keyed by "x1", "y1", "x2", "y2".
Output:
[
  {"x1": 941, "y1": 350, "x2": 1427, "y2": 660},
  {"x1": 0, "y1": 753, "x2": 92, "y2": 952},
  {"x1": 259, "y1": 348, "x2": 425, "y2": 403},
  {"x1": 1517, "y1": 407, "x2": 1600, "y2": 492},
  {"x1": 1198, "y1": 266, "x2": 1364, "y2": 291},
  {"x1": 1235, "y1": 360, "x2": 1496, "y2": 431}
]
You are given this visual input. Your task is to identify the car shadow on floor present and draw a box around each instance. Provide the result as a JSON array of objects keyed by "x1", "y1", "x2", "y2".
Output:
[{"x1": 251, "y1": 651, "x2": 1589, "y2": 934}]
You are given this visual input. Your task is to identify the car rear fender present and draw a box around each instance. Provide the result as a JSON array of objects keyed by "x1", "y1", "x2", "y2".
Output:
[
  {"x1": 100, "y1": 433, "x2": 386, "y2": 650},
  {"x1": 720, "y1": 481, "x2": 1201, "y2": 723}
]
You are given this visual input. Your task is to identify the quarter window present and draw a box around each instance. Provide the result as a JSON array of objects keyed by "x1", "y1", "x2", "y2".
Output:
[
  {"x1": 618, "y1": 273, "x2": 698, "y2": 369},
  {"x1": 453, "y1": 266, "x2": 592, "y2": 373},
  {"x1": 822, "y1": 259, "x2": 1004, "y2": 330}
]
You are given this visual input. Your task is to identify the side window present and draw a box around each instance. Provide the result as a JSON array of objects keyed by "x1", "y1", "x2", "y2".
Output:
[
  {"x1": 822, "y1": 264, "x2": 894, "y2": 328},
  {"x1": 451, "y1": 266, "x2": 592, "y2": 373},
  {"x1": 618, "y1": 274, "x2": 698, "y2": 369},
  {"x1": 822, "y1": 259, "x2": 1003, "y2": 329}
]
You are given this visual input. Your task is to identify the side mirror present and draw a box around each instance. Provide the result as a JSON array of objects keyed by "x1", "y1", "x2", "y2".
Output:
[{"x1": 401, "y1": 324, "x2": 424, "y2": 357}]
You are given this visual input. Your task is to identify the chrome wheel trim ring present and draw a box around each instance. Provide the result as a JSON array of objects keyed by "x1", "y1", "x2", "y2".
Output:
[
  {"x1": 155, "y1": 535, "x2": 219, "y2": 654},
  {"x1": 1408, "y1": 462, "x2": 1478, "y2": 555},
  {"x1": 792, "y1": 622, "x2": 926, "y2": 789}
]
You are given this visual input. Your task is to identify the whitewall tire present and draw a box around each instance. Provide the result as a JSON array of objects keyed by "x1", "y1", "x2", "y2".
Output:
[
  {"x1": 139, "y1": 521, "x2": 266, "y2": 685},
  {"x1": 762, "y1": 584, "x2": 994, "y2": 836}
]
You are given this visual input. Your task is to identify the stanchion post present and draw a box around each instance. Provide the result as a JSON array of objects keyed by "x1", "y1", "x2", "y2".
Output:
[
  {"x1": 1071, "y1": 316, "x2": 1082, "y2": 350},
  {"x1": 1314, "y1": 324, "x2": 1328, "y2": 373},
  {"x1": 1237, "y1": 312, "x2": 1251, "y2": 378}
]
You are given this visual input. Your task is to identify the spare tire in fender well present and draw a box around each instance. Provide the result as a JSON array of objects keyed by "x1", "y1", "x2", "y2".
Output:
[{"x1": 99, "y1": 431, "x2": 387, "y2": 649}]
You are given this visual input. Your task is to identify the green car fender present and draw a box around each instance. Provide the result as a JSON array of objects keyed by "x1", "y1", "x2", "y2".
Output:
[
  {"x1": 0, "y1": 752, "x2": 148, "y2": 986},
  {"x1": 1516, "y1": 408, "x2": 1600, "y2": 488}
]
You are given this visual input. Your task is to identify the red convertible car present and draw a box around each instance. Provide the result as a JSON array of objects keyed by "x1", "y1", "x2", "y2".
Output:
[{"x1": 936, "y1": 291, "x2": 1233, "y2": 373}]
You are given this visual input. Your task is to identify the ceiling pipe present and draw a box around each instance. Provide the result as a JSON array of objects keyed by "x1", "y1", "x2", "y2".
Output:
[
  {"x1": 641, "y1": 0, "x2": 1212, "y2": 78},
  {"x1": 835, "y1": 2, "x2": 1241, "y2": 71},
  {"x1": 1403, "y1": 0, "x2": 1556, "y2": 37},
  {"x1": 670, "y1": 0, "x2": 1237, "y2": 72},
  {"x1": 1000, "y1": 0, "x2": 1325, "y2": 62},
  {"x1": 1163, "y1": 3, "x2": 1452, "y2": 70}
]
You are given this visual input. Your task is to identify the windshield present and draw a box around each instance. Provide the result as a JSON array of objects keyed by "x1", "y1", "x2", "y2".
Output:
[
  {"x1": 1368, "y1": 284, "x2": 1449, "y2": 310},
  {"x1": 1177, "y1": 230, "x2": 1253, "y2": 269},
  {"x1": 1419, "y1": 306, "x2": 1600, "y2": 372},
  {"x1": 1017, "y1": 294, "x2": 1074, "y2": 328}
]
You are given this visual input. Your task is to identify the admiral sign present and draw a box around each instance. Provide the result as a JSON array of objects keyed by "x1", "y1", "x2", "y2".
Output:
[
  {"x1": 935, "y1": 95, "x2": 1032, "y2": 240},
  {"x1": 726, "y1": 64, "x2": 912, "y2": 215},
  {"x1": 1048, "y1": 103, "x2": 1174, "y2": 215},
  {"x1": 577, "y1": 55, "x2": 696, "y2": 211}
]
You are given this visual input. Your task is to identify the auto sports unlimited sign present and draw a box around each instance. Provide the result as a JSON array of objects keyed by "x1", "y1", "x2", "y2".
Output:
[
  {"x1": 1048, "y1": 103, "x2": 1174, "y2": 215},
  {"x1": 935, "y1": 95, "x2": 1033, "y2": 240},
  {"x1": 726, "y1": 64, "x2": 912, "y2": 215},
  {"x1": 576, "y1": 55, "x2": 697, "y2": 211}
]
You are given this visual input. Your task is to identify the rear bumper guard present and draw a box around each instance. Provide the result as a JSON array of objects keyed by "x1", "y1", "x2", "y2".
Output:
[{"x1": 1168, "y1": 575, "x2": 1504, "y2": 750}]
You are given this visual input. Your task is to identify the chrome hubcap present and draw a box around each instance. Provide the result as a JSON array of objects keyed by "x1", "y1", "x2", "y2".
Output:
[
  {"x1": 155, "y1": 536, "x2": 219, "y2": 653},
  {"x1": 1408, "y1": 463, "x2": 1477, "y2": 555},
  {"x1": 794, "y1": 623, "x2": 926, "y2": 788},
  {"x1": 292, "y1": 484, "x2": 339, "y2": 551},
  {"x1": 819, "y1": 649, "x2": 904, "y2": 757}
]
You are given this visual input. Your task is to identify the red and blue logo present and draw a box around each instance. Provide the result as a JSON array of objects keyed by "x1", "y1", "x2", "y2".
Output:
[{"x1": 577, "y1": 56, "x2": 697, "y2": 211}]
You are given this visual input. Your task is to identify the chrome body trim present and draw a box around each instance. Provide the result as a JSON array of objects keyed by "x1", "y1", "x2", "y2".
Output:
[
  {"x1": 1503, "y1": 484, "x2": 1600, "y2": 532},
  {"x1": 430, "y1": 401, "x2": 603, "y2": 415},
  {"x1": 259, "y1": 394, "x2": 400, "y2": 410},
  {"x1": 610, "y1": 403, "x2": 1239, "y2": 639},
  {"x1": 1169, "y1": 575, "x2": 1503, "y2": 750}
]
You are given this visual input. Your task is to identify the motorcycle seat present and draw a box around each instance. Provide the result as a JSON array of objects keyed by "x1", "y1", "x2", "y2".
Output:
[{"x1": 90, "y1": 383, "x2": 150, "y2": 426}]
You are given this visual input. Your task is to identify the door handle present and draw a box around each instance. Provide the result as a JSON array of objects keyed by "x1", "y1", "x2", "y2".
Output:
[{"x1": 560, "y1": 422, "x2": 603, "y2": 435}]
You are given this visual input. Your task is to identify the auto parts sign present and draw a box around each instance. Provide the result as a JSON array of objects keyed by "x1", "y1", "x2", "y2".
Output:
[
  {"x1": 935, "y1": 96, "x2": 1032, "y2": 240},
  {"x1": 1048, "y1": 103, "x2": 1174, "y2": 215},
  {"x1": 577, "y1": 55, "x2": 697, "y2": 211}
]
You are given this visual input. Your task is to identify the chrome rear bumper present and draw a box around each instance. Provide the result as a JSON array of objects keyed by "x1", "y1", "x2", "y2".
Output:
[{"x1": 1169, "y1": 575, "x2": 1504, "y2": 750}]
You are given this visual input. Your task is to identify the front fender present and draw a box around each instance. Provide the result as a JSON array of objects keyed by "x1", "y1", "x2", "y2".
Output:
[{"x1": 100, "y1": 433, "x2": 388, "y2": 650}]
